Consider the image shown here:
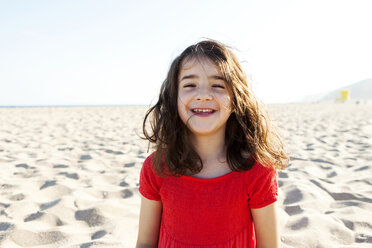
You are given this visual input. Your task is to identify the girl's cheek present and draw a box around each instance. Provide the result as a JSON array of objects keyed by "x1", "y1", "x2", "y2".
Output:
[
  {"x1": 177, "y1": 94, "x2": 190, "y2": 110},
  {"x1": 222, "y1": 95, "x2": 233, "y2": 111},
  {"x1": 178, "y1": 91, "x2": 193, "y2": 103},
  {"x1": 214, "y1": 91, "x2": 231, "y2": 103}
]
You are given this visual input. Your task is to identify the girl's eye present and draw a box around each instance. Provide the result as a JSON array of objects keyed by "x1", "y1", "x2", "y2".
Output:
[
  {"x1": 212, "y1": 84, "x2": 225, "y2": 89},
  {"x1": 184, "y1": 83, "x2": 196, "y2": 88}
]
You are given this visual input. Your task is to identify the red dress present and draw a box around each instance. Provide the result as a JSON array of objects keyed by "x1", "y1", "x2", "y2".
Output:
[{"x1": 139, "y1": 155, "x2": 278, "y2": 248}]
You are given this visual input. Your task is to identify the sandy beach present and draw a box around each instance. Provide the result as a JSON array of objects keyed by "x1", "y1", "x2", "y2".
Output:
[{"x1": 0, "y1": 103, "x2": 371, "y2": 247}]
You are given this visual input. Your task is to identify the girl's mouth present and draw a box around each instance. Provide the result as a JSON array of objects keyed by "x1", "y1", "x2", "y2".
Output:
[{"x1": 191, "y1": 108, "x2": 216, "y2": 116}]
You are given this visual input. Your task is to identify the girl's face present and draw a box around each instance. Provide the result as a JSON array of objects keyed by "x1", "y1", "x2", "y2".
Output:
[{"x1": 177, "y1": 57, "x2": 232, "y2": 138}]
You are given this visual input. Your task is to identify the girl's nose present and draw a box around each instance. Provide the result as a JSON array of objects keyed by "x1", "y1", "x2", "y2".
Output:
[{"x1": 195, "y1": 87, "x2": 212, "y2": 101}]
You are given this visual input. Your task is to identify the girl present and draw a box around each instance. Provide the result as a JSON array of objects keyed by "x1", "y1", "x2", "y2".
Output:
[{"x1": 136, "y1": 40, "x2": 288, "y2": 248}]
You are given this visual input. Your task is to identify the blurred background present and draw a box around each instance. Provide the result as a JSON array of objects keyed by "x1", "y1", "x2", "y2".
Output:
[{"x1": 1, "y1": 0, "x2": 371, "y2": 106}]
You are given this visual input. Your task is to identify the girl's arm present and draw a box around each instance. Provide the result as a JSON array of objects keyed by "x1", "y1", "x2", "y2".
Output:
[
  {"x1": 136, "y1": 195, "x2": 162, "y2": 248},
  {"x1": 251, "y1": 202, "x2": 280, "y2": 248}
]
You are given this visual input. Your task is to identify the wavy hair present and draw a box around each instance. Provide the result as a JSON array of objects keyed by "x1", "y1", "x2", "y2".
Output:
[{"x1": 142, "y1": 39, "x2": 289, "y2": 177}]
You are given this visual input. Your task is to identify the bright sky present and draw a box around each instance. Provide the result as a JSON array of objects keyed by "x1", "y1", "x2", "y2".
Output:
[{"x1": 1, "y1": 0, "x2": 371, "y2": 106}]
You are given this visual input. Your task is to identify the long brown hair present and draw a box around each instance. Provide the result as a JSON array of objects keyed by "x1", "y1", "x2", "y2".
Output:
[{"x1": 142, "y1": 39, "x2": 289, "y2": 177}]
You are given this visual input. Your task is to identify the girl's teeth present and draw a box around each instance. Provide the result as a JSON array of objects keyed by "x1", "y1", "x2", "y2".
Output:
[{"x1": 193, "y1": 109, "x2": 213, "y2": 113}]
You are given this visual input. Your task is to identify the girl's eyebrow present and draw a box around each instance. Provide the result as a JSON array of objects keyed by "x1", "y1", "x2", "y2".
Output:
[{"x1": 180, "y1": 74, "x2": 225, "y2": 82}]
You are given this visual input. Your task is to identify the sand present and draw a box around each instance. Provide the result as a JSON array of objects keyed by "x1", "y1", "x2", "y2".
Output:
[{"x1": 0, "y1": 103, "x2": 371, "y2": 247}]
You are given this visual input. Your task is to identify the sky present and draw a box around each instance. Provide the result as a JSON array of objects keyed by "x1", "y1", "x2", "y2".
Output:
[{"x1": 0, "y1": 0, "x2": 371, "y2": 106}]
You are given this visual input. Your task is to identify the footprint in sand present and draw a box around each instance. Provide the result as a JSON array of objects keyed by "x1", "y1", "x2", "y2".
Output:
[
  {"x1": 0, "y1": 222, "x2": 14, "y2": 231},
  {"x1": 341, "y1": 219, "x2": 354, "y2": 230},
  {"x1": 290, "y1": 217, "x2": 309, "y2": 230},
  {"x1": 59, "y1": 172, "x2": 79, "y2": 180},
  {"x1": 330, "y1": 192, "x2": 372, "y2": 203},
  {"x1": 91, "y1": 230, "x2": 107, "y2": 240},
  {"x1": 24, "y1": 211, "x2": 43, "y2": 222},
  {"x1": 279, "y1": 172, "x2": 289, "y2": 178},
  {"x1": 105, "y1": 149, "x2": 124, "y2": 155},
  {"x1": 355, "y1": 233, "x2": 372, "y2": 243},
  {"x1": 290, "y1": 156, "x2": 307, "y2": 161},
  {"x1": 354, "y1": 165, "x2": 370, "y2": 172},
  {"x1": 24, "y1": 211, "x2": 64, "y2": 226},
  {"x1": 40, "y1": 180, "x2": 56, "y2": 190},
  {"x1": 124, "y1": 162, "x2": 135, "y2": 168},
  {"x1": 53, "y1": 164, "x2": 69, "y2": 169},
  {"x1": 80, "y1": 241, "x2": 120, "y2": 248},
  {"x1": 119, "y1": 181, "x2": 129, "y2": 187},
  {"x1": 121, "y1": 189, "x2": 134, "y2": 199},
  {"x1": 0, "y1": 202, "x2": 10, "y2": 208},
  {"x1": 40, "y1": 199, "x2": 61, "y2": 210},
  {"x1": 75, "y1": 208, "x2": 105, "y2": 227},
  {"x1": 80, "y1": 242, "x2": 95, "y2": 248},
  {"x1": 284, "y1": 188, "x2": 303, "y2": 205},
  {"x1": 284, "y1": 205, "x2": 303, "y2": 216},
  {"x1": 9, "y1": 193, "x2": 25, "y2": 201},
  {"x1": 80, "y1": 155, "x2": 92, "y2": 160},
  {"x1": 327, "y1": 171, "x2": 337, "y2": 178},
  {"x1": 57, "y1": 147, "x2": 73, "y2": 151},
  {"x1": 10, "y1": 230, "x2": 66, "y2": 246},
  {"x1": 15, "y1": 163, "x2": 29, "y2": 169}
]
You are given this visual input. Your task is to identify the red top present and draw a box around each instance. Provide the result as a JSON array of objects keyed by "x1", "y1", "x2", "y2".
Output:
[{"x1": 139, "y1": 155, "x2": 278, "y2": 248}]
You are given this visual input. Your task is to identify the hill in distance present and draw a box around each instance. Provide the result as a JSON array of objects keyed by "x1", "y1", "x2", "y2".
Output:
[{"x1": 302, "y1": 78, "x2": 372, "y2": 103}]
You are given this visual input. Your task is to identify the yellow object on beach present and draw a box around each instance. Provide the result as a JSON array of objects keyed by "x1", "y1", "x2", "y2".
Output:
[{"x1": 337, "y1": 89, "x2": 349, "y2": 101}]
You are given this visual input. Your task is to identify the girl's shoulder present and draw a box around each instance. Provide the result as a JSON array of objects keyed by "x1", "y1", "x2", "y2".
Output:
[
  {"x1": 142, "y1": 153, "x2": 154, "y2": 168},
  {"x1": 139, "y1": 153, "x2": 164, "y2": 201},
  {"x1": 141, "y1": 153, "x2": 160, "y2": 176},
  {"x1": 244, "y1": 158, "x2": 278, "y2": 191},
  {"x1": 241, "y1": 157, "x2": 277, "y2": 185}
]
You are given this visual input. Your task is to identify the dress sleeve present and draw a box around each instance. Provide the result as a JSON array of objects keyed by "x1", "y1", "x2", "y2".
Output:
[
  {"x1": 247, "y1": 162, "x2": 278, "y2": 209},
  {"x1": 139, "y1": 155, "x2": 163, "y2": 201}
]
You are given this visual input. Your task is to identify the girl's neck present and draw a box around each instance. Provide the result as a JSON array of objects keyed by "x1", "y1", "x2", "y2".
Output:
[{"x1": 191, "y1": 132, "x2": 226, "y2": 163}]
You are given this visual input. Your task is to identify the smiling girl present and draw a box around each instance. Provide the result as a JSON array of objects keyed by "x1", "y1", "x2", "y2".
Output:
[{"x1": 136, "y1": 40, "x2": 289, "y2": 248}]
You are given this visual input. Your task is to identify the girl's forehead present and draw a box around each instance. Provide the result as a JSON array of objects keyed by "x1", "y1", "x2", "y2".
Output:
[{"x1": 179, "y1": 56, "x2": 221, "y2": 73}]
